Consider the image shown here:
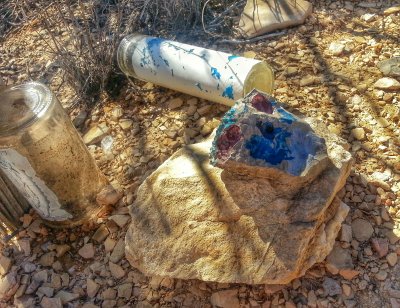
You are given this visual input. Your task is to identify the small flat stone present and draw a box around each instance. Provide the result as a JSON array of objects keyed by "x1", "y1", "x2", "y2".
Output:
[
  {"x1": 110, "y1": 239, "x2": 125, "y2": 263},
  {"x1": 375, "y1": 270, "x2": 387, "y2": 281},
  {"x1": 351, "y1": 219, "x2": 374, "y2": 242},
  {"x1": 323, "y1": 277, "x2": 342, "y2": 296},
  {"x1": 197, "y1": 105, "x2": 212, "y2": 116},
  {"x1": 371, "y1": 238, "x2": 389, "y2": 257},
  {"x1": 102, "y1": 288, "x2": 117, "y2": 300},
  {"x1": 339, "y1": 269, "x2": 359, "y2": 280},
  {"x1": 167, "y1": 97, "x2": 184, "y2": 109},
  {"x1": 96, "y1": 185, "x2": 123, "y2": 207},
  {"x1": 39, "y1": 252, "x2": 55, "y2": 267},
  {"x1": 14, "y1": 295, "x2": 35, "y2": 308},
  {"x1": 33, "y1": 270, "x2": 48, "y2": 283},
  {"x1": 342, "y1": 284, "x2": 352, "y2": 297},
  {"x1": 109, "y1": 215, "x2": 130, "y2": 228},
  {"x1": 22, "y1": 262, "x2": 36, "y2": 273},
  {"x1": 117, "y1": 283, "x2": 133, "y2": 299},
  {"x1": 92, "y1": 225, "x2": 109, "y2": 243},
  {"x1": 326, "y1": 243, "x2": 354, "y2": 273},
  {"x1": 384, "y1": 6, "x2": 400, "y2": 15},
  {"x1": 351, "y1": 127, "x2": 365, "y2": 140},
  {"x1": 300, "y1": 75, "x2": 321, "y2": 86},
  {"x1": 0, "y1": 255, "x2": 12, "y2": 276},
  {"x1": 104, "y1": 237, "x2": 117, "y2": 253},
  {"x1": 210, "y1": 289, "x2": 240, "y2": 308},
  {"x1": 37, "y1": 286, "x2": 54, "y2": 297},
  {"x1": 119, "y1": 119, "x2": 133, "y2": 131},
  {"x1": 41, "y1": 296, "x2": 62, "y2": 308},
  {"x1": 55, "y1": 244, "x2": 70, "y2": 258},
  {"x1": 374, "y1": 78, "x2": 400, "y2": 91},
  {"x1": 54, "y1": 290, "x2": 79, "y2": 304},
  {"x1": 83, "y1": 123, "x2": 110, "y2": 145},
  {"x1": 329, "y1": 42, "x2": 345, "y2": 56},
  {"x1": 111, "y1": 107, "x2": 123, "y2": 120},
  {"x1": 387, "y1": 252, "x2": 398, "y2": 266},
  {"x1": 109, "y1": 262, "x2": 125, "y2": 279},
  {"x1": 377, "y1": 57, "x2": 400, "y2": 77},
  {"x1": 340, "y1": 224, "x2": 353, "y2": 242},
  {"x1": 78, "y1": 243, "x2": 95, "y2": 259},
  {"x1": 86, "y1": 278, "x2": 100, "y2": 298}
]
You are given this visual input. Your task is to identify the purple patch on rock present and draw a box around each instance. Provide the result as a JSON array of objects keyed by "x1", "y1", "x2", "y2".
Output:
[
  {"x1": 251, "y1": 94, "x2": 273, "y2": 114},
  {"x1": 216, "y1": 125, "x2": 242, "y2": 160}
]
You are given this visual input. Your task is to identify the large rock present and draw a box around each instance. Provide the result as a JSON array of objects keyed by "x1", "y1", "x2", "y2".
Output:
[
  {"x1": 239, "y1": 0, "x2": 312, "y2": 38},
  {"x1": 125, "y1": 90, "x2": 352, "y2": 284}
]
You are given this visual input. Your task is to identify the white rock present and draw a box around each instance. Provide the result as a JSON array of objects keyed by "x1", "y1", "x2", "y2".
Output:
[
  {"x1": 361, "y1": 13, "x2": 376, "y2": 22},
  {"x1": 374, "y1": 78, "x2": 400, "y2": 91},
  {"x1": 329, "y1": 42, "x2": 345, "y2": 56},
  {"x1": 83, "y1": 123, "x2": 110, "y2": 145}
]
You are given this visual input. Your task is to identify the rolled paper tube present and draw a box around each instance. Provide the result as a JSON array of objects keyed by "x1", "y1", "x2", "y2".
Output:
[{"x1": 117, "y1": 34, "x2": 274, "y2": 106}]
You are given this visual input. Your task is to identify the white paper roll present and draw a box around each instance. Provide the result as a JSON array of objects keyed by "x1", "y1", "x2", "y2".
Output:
[{"x1": 118, "y1": 34, "x2": 274, "y2": 106}]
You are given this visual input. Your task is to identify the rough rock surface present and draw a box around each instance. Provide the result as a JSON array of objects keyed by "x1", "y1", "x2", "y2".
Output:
[
  {"x1": 239, "y1": 0, "x2": 312, "y2": 38},
  {"x1": 125, "y1": 91, "x2": 353, "y2": 284}
]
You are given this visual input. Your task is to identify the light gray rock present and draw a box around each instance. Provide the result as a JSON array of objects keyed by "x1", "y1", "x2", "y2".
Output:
[
  {"x1": 83, "y1": 123, "x2": 110, "y2": 145},
  {"x1": 323, "y1": 277, "x2": 342, "y2": 296},
  {"x1": 329, "y1": 42, "x2": 345, "y2": 56},
  {"x1": 54, "y1": 290, "x2": 80, "y2": 304},
  {"x1": 377, "y1": 57, "x2": 400, "y2": 77},
  {"x1": 125, "y1": 93, "x2": 352, "y2": 284},
  {"x1": 374, "y1": 77, "x2": 400, "y2": 91},
  {"x1": 340, "y1": 224, "x2": 353, "y2": 242},
  {"x1": 351, "y1": 219, "x2": 374, "y2": 242},
  {"x1": 239, "y1": 0, "x2": 312, "y2": 38},
  {"x1": 326, "y1": 243, "x2": 354, "y2": 272}
]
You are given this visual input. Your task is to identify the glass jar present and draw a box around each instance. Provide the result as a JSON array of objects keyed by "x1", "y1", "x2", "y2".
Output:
[{"x1": 0, "y1": 82, "x2": 108, "y2": 227}]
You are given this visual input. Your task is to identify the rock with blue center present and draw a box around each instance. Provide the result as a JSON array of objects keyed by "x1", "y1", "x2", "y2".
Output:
[
  {"x1": 125, "y1": 90, "x2": 353, "y2": 285},
  {"x1": 211, "y1": 90, "x2": 329, "y2": 180}
]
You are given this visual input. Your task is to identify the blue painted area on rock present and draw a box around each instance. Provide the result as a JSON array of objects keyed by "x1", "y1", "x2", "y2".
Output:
[{"x1": 211, "y1": 90, "x2": 327, "y2": 176}]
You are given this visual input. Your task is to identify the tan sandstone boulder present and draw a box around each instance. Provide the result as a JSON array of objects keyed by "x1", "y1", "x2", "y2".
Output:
[{"x1": 125, "y1": 108, "x2": 352, "y2": 284}]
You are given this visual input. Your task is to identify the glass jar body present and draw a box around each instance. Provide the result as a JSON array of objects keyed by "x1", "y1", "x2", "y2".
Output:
[{"x1": 0, "y1": 82, "x2": 107, "y2": 227}]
